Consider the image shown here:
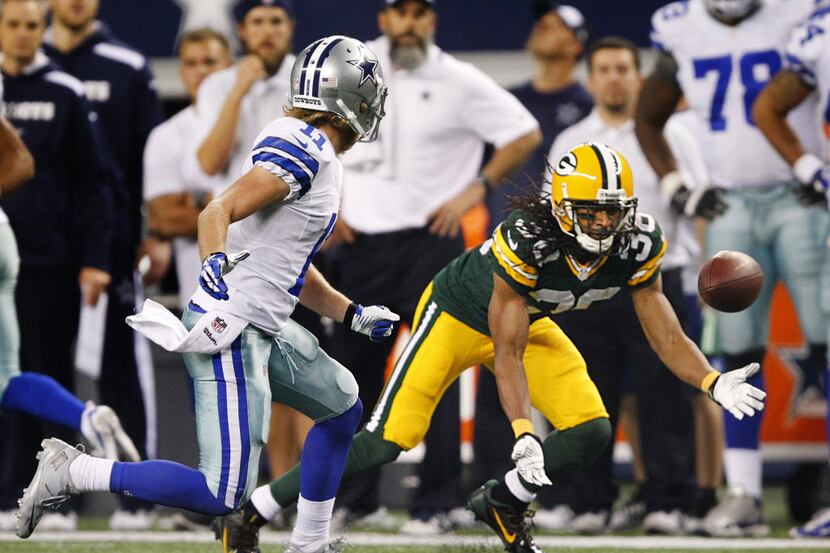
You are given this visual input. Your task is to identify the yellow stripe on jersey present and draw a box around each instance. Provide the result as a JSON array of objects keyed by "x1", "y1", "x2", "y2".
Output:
[
  {"x1": 491, "y1": 227, "x2": 538, "y2": 288},
  {"x1": 628, "y1": 237, "x2": 668, "y2": 286}
]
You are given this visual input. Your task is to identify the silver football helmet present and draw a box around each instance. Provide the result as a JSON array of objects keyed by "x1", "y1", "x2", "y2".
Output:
[
  {"x1": 703, "y1": 0, "x2": 761, "y2": 23},
  {"x1": 290, "y1": 36, "x2": 387, "y2": 142}
]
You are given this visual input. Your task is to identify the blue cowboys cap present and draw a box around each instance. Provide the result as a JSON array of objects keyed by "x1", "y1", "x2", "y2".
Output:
[
  {"x1": 233, "y1": 0, "x2": 294, "y2": 22},
  {"x1": 381, "y1": 0, "x2": 435, "y2": 8},
  {"x1": 531, "y1": 1, "x2": 589, "y2": 46}
]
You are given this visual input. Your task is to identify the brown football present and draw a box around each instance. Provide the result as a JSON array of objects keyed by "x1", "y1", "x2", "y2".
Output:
[{"x1": 698, "y1": 251, "x2": 764, "y2": 313}]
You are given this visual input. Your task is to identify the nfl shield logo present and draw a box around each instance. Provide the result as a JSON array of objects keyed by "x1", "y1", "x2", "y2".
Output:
[{"x1": 212, "y1": 317, "x2": 227, "y2": 333}]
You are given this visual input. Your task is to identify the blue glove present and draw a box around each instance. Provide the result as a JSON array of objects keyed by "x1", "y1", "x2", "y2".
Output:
[
  {"x1": 199, "y1": 250, "x2": 250, "y2": 301},
  {"x1": 347, "y1": 304, "x2": 400, "y2": 342}
]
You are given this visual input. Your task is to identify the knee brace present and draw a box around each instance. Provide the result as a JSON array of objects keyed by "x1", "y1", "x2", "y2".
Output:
[{"x1": 542, "y1": 417, "x2": 612, "y2": 479}]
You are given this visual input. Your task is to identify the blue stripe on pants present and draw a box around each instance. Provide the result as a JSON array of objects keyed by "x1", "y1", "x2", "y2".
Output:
[
  {"x1": 212, "y1": 350, "x2": 231, "y2": 505},
  {"x1": 231, "y1": 338, "x2": 250, "y2": 508}
]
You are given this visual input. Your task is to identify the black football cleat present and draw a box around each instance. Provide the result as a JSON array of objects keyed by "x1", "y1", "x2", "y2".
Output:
[{"x1": 467, "y1": 479, "x2": 543, "y2": 553}]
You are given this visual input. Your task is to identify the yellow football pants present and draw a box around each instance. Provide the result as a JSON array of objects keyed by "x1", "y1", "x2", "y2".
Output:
[{"x1": 364, "y1": 283, "x2": 609, "y2": 450}]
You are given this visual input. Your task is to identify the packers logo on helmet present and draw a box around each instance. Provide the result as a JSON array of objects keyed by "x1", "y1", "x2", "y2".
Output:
[{"x1": 550, "y1": 142, "x2": 637, "y2": 256}]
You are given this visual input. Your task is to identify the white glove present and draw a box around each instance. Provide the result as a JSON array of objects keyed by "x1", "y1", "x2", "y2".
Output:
[
  {"x1": 709, "y1": 363, "x2": 767, "y2": 420},
  {"x1": 347, "y1": 304, "x2": 400, "y2": 342},
  {"x1": 511, "y1": 434, "x2": 552, "y2": 487},
  {"x1": 80, "y1": 402, "x2": 141, "y2": 462}
]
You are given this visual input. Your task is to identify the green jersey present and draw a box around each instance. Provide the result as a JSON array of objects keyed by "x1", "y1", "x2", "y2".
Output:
[{"x1": 432, "y1": 207, "x2": 667, "y2": 335}]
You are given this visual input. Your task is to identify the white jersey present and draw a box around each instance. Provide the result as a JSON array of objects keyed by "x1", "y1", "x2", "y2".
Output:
[
  {"x1": 785, "y1": 7, "x2": 830, "y2": 158},
  {"x1": 143, "y1": 106, "x2": 224, "y2": 309},
  {"x1": 191, "y1": 55, "x2": 296, "y2": 191},
  {"x1": 650, "y1": 0, "x2": 822, "y2": 189},
  {"x1": 190, "y1": 117, "x2": 342, "y2": 335},
  {"x1": 549, "y1": 111, "x2": 701, "y2": 271},
  {"x1": 340, "y1": 36, "x2": 539, "y2": 234}
]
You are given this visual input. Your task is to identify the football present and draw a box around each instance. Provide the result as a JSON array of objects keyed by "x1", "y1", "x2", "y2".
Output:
[{"x1": 697, "y1": 251, "x2": 764, "y2": 313}]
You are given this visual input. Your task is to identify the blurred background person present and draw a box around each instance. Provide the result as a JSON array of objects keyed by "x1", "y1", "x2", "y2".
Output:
[
  {"x1": 636, "y1": 0, "x2": 828, "y2": 537},
  {"x1": 544, "y1": 36, "x2": 698, "y2": 535},
  {"x1": 753, "y1": 8, "x2": 830, "y2": 537},
  {"x1": 323, "y1": 0, "x2": 540, "y2": 534},
  {"x1": 143, "y1": 28, "x2": 232, "y2": 309},
  {"x1": 475, "y1": 3, "x2": 593, "y2": 529},
  {"x1": 43, "y1": 0, "x2": 164, "y2": 530},
  {"x1": 0, "y1": 0, "x2": 121, "y2": 531}
]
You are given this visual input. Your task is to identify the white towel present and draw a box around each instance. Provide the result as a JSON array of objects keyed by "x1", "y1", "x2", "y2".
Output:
[{"x1": 126, "y1": 298, "x2": 246, "y2": 354}]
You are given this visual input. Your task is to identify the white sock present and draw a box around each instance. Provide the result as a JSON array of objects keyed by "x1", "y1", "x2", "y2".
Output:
[
  {"x1": 505, "y1": 468, "x2": 537, "y2": 503},
  {"x1": 291, "y1": 495, "x2": 334, "y2": 551},
  {"x1": 250, "y1": 485, "x2": 282, "y2": 520},
  {"x1": 68, "y1": 453, "x2": 114, "y2": 493},
  {"x1": 724, "y1": 448, "x2": 762, "y2": 498}
]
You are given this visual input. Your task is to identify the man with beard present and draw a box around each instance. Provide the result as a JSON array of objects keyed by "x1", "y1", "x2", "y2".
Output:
[
  {"x1": 222, "y1": 0, "x2": 540, "y2": 537},
  {"x1": 21, "y1": 0, "x2": 163, "y2": 531}
]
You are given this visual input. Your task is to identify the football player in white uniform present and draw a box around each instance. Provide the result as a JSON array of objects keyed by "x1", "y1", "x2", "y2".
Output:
[
  {"x1": 753, "y1": 6, "x2": 830, "y2": 538},
  {"x1": 636, "y1": 0, "x2": 829, "y2": 537},
  {"x1": 16, "y1": 36, "x2": 398, "y2": 553}
]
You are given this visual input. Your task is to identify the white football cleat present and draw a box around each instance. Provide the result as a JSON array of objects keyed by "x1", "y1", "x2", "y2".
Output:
[
  {"x1": 81, "y1": 402, "x2": 141, "y2": 461},
  {"x1": 16, "y1": 438, "x2": 82, "y2": 538}
]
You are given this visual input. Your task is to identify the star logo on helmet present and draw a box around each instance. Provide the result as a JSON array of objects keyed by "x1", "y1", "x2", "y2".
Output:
[{"x1": 348, "y1": 57, "x2": 379, "y2": 87}]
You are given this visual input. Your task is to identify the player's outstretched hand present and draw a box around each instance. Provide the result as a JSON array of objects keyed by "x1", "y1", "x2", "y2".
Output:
[
  {"x1": 199, "y1": 250, "x2": 250, "y2": 301},
  {"x1": 709, "y1": 362, "x2": 767, "y2": 420},
  {"x1": 511, "y1": 433, "x2": 552, "y2": 487},
  {"x1": 349, "y1": 304, "x2": 400, "y2": 342}
]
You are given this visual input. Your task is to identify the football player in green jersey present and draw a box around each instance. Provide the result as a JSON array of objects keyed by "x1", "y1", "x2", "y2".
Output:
[{"x1": 217, "y1": 142, "x2": 766, "y2": 553}]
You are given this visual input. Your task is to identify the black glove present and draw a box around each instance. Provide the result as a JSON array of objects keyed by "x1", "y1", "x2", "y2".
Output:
[
  {"x1": 669, "y1": 184, "x2": 728, "y2": 220},
  {"x1": 793, "y1": 153, "x2": 830, "y2": 208}
]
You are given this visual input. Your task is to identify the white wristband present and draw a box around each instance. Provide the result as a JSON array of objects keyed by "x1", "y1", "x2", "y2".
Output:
[
  {"x1": 793, "y1": 153, "x2": 824, "y2": 185},
  {"x1": 660, "y1": 171, "x2": 684, "y2": 197}
]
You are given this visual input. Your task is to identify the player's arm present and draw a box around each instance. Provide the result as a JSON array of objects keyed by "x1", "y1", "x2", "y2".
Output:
[
  {"x1": 198, "y1": 166, "x2": 288, "y2": 259},
  {"x1": 635, "y1": 51, "x2": 684, "y2": 178},
  {"x1": 298, "y1": 265, "x2": 399, "y2": 342},
  {"x1": 635, "y1": 52, "x2": 726, "y2": 220},
  {"x1": 753, "y1": 69, "x2": 826, "y2": 205},
  {"x1": 488, "y1": 272, "x2": 551, "y2": 486},
  {"x1": 631, "y1": 277, "x2": 766, "y2": 420},
  {"x1": 488, "y1": 272, "x2": 532, "y2": 424},
  {"x1": 0, "y1": 118, "x2": 33, "y2": 194}
]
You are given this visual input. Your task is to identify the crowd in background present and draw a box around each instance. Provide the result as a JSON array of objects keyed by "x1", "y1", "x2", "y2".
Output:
[{"x1": 0, "y1": 0, "x2": 828, "y2": 540}]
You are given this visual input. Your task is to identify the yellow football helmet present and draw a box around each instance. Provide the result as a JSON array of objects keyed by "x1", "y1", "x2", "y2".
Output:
[{"x1": 550, "y1": 142, "x2": 637, "y2": 255}]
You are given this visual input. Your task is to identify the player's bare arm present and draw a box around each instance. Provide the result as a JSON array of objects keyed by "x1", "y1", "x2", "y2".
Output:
[
  {"x1": 197, "y1": 55, "x2": 266, "y2": 175},
  {"x1": 488, "y1": 272, "x2": 533, "y2": 424},
  {"x1": 298, "y1": 265, "x2": 353, "y2": 322},
  {"x1": 753, "y1": 69, "x2": 813, "y2": 166},
  {"x1": 634, "y1": 51, "x2": 683, "y2": 178},
  {"x1": 0, "y1": 117, "x2": 34, "y2": 193},
  {"x1": 631, "y1": 274, "x2": 713, "y2": 388},
  {"x1": 197, "y1": 165, "x2": 290, "y2": 259},
  {"x1": 428, "y1": 128, "x2": 542, "y2": 238},
  {"x1": 632, "y1": 276, "x2": 766, "y2": 420}
]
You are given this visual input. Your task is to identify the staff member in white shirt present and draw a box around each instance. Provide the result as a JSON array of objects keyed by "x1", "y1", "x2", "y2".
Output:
[
  {"x1": 546, "y1": 37, "x2": 718, "y2": 536},
  {"x1": 143, "y1": 28, "x2": 232, "y2": 309},
  {"x1": 191, "y1": 0, "x2": 295, "y2": 188},
  {"x1": 326, "y1": 0, "x2": 541, "y2": 533}
]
